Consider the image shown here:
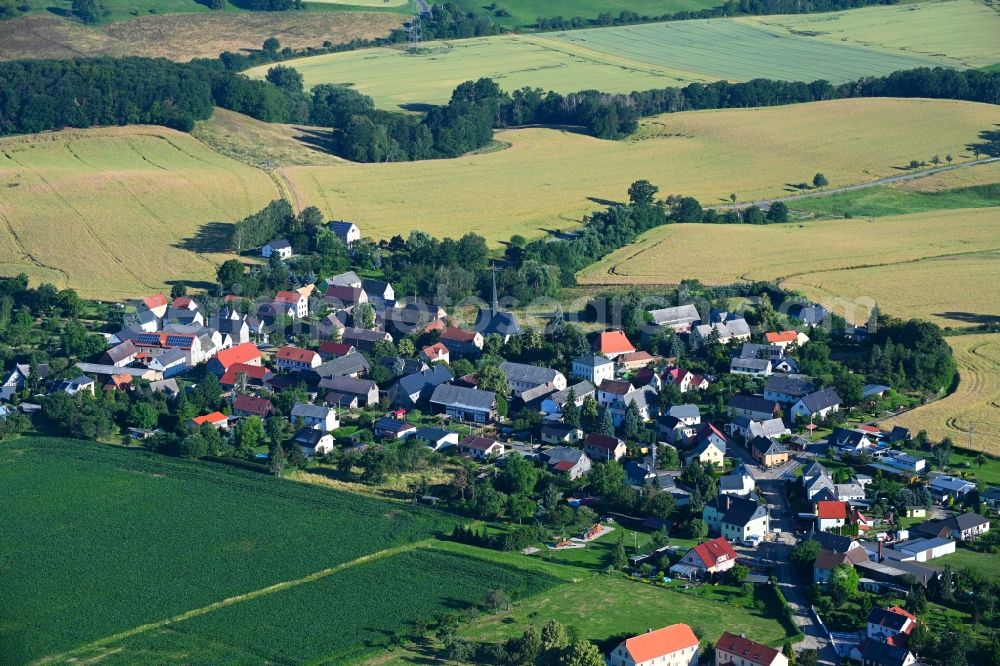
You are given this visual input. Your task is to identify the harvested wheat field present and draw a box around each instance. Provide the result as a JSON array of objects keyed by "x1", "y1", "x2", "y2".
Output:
[
  {"x1": 278, "y1": 98, "x2": 999, "y2": 244},
  {"x1": 898, "y1": 159, "x2": 1000, "y2": 193},
  {"x1": 0, "y1": 127, "x2": 279, "y2": 299},
  {"x1": 578, "y1": 207, "x2": 1000, "y2": 329},
  {"x1": 884, "y1": 335, "x2": 1000, "y2": 455},
  {"x1": 0, "y1": 11, "x2": 403, "y2": 62}
]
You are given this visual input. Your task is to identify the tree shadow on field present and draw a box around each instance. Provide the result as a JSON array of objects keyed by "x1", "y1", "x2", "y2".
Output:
[
  {"x1": 291, "y1": 127, "x2": 341, "y2": 158},
  {"x1": 167, "y1": 278, "x2": 216, "y2": 292},
  {"x1": 44, "y1": 6, "x2": 71, "y2": 18},
  {"x1": 934, "y1": 311, "x2": 1000, "y2": 326},
  {"x1": 587, "y1": 196, "x2": 622, "y2": 207},
  {"x1": 176, "y1": 222, "x2": 233, "y2": 254},
  {"x1": 399, "y1": 103, "x2": 437, "y2": 113},
  {"x1": 967, "y1": 128, "x2": 1000, "y2": 158}
]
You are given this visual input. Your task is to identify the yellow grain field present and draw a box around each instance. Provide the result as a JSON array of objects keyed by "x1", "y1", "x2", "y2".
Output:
[
  {"x1": 577, "y1": 207, "x2": 1000, "y2": 329},
  {"x1": 278, "y1": 98, "x2": 999, "y2": 244},
  {"x1": 883, "y1": 335, "x2": 1000, "y2": 455},
  {"x1": 0, "y1": 127, "x2": 280, "y2": 299},
  {"x1": 898, "y1": 160, "x2": 1000, "y2": 193}
]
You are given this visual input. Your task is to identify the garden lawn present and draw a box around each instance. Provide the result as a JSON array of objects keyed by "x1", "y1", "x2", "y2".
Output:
[
  {"x1": 0, "y1": 436, "x2": 455, "y2": 664},
  {"x1": 930, "y1": 547, "x2": 1000, "y2": 579},
  {"x1": 460, "y1": 575, "x2": 797, "y2": 647}
]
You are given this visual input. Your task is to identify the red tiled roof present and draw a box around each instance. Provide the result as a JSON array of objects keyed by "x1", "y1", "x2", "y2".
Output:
[
  {"x1": 274, "y1": 290, "x2": 303, "y2": 305},
  {"x1": 172, "y1": 296, "x2": 193, "y2": 309},
  {"x1": 422, "y1": 342, "x2": 449, "y2": 358},
  {"x1": 441, "y1": 327, "x2": 478, "y2": 343},
  {"x1": 143, "y1": 294, "x2": 167, "y2": 310},
  {"x1": 621, "y1": 624, "x2": 699, "y2": 663},
  {"x1": 765, "y1": 331, "x2": 798, "y2": 343},
  {"x1": 325, "y1": 285, "x2": 365, "y2": 302},
  {"x1": 233, "y1": 394, "x2": 273, "y2": 417},
  {"x1": 594, "y1": 330, "x2": 635, "y2": 354},
  {"x1": 619, "y1": 351, "x2": 659, "y2": 364},
  {"x1": 192, "y1": 411, "x2": 227, "y2": 425},
  {"x1": 817, "y1": 500, "x2": 849, "y2": 519},
  {"x1": 598, "y1": 379, "x2": 633, "y2": 395},
  {"x1": 716, "y1": 632, "x2": 781, "y2": 666},
  {"x1": 460, "y1": 434, "x2": 500, "y2": 451},
  {"x1": 213, "y1": 342, "x2": 261, "y2": 371},
  {"x1": 552, "y1": 460, "x2": 576, "y2": 472},
  {"x1": 584, "y1": 432, "x2": 621, "y2": 451},
  {"x1": 221, "y1": 363, "x2": 269, "y2": 387},
  {"x1": 276, "y1": 346, "x2": 318, "y2": 363},
  {"x1": 424, "y1": 318, "x2": 446, "y2": 333},
  {"x1": 318, "y1": 341, "x2": 355, "y2": 357},
  {"x1": 691, "y1": 536, "x2": 738, "y2": 568}
]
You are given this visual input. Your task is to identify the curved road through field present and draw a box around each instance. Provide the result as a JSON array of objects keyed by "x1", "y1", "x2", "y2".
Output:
[{"x1": 715, "y1": 156, "x2": 1000, "y2": 211}]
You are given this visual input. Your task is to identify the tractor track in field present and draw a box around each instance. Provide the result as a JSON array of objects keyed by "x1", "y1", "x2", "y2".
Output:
[{"x1": 33, "y1": 541, "x2": 435, "y2": 665}]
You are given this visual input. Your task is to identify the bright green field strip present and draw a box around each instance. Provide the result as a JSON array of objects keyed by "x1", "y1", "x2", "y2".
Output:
[
  {"x1": 929, "y1": 548, "x2": 1000, "y2": 579},
  {"x1": 460, "y1": 575, "x2": 797, "y2": 647},
  {"x1": 742, "y1": 0, "x2": 1000, "y2": 69},
  {"x1": 0, "y1": 437, "x2": 454, "y2": 664},
  {"x1": 260, "y1": 13, "x2": 947, "y2": 109},
  {"x1": 790, "y1": 183, "x2": 1000, "y2": 218},
  {"x1": 447, "y1": 0, "x2": 723, "y2": 27},
  {"x1": 89, "y1": 548, "x2": 561, "y2": 665}
]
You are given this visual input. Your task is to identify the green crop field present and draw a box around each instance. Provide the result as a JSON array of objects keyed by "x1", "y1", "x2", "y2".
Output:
[
  {"x1": 278, "y1": 98, "x2": 998, "y2": 245},
  {"x1": 248, "y1": 0, "x2": 998, "y2": 109},
  {"x1": 70, "y1": 548, "x2": 560, "y2": 664},
  {"x1": 578, "y1": 207, "x2": 1000, "y2": 330},
  {"x1": 447, "y1": 0, "x2": 723, "y2": 28},
  {"x1": 0, "y1": 436, "x2": 458, "y2": 664},
  {"x1": 0, "y1": 126, "x2": 280, "y2": 299},
  {"x1": 789, "y1": 182, "x2": 1000, "y2": 218}
]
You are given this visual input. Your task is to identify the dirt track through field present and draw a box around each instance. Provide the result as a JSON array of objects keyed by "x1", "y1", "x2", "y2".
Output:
[{"x1": 33, "y1": 541, "x2": 434, "y2": 665}]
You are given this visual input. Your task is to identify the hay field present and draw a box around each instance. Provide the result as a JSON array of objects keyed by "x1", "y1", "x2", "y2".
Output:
[
  {"x1": 578, "y1": 208, "x2": 1000, "y2": 329},
  {"x1": 277, "y1": 98, "x2": 999, "y2": 244},
  {"x1": 898, "y1": 160, "x2": 1000, "y2": 193},
  {"x1": 883, "y1": 335, "x2": 1000, "y2": 455},
  {"x1": 246, "y1": 1, "x2": 999, "y2": 109},
  {"x1": 741, "y1": 0, "x2": 1000, "y2": 69},
  {"x1": 192, "y1": 108, "x2": 344, "y2": 168},
  {"x1": 0, "y1": 127, "x2": 279, "y2": 299},
  {"x1": 0, "y1": 11, "x2": 403, "y2": 61}
]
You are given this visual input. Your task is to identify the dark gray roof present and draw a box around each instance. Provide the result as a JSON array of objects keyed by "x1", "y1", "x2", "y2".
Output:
[
  {"x1": 541, "y1": 422, "x2": 578, "y2": 438},
  {"x1": 947, "y1": 511, "x2": 989, "y2": 531},
  {"x1": 362, "y1": 278, "x2": 393, "y2": 298},
  {"x1": 648, "y1": 304, "x2": 700, "y2": 327},
  {"x1": 798, "y1": 387, "x2": 842, "y2": 412},
  {"x1": 102, "y1": 340, "x2": 138, "y2": 364},
  {"x1": 317, "y1": 376, "x2": 376, "y2": 396},
  {"x1": 266, "y1": 239, "x2": 291, "y2": 249},
  {"x1": 329, "y1": 221, "x2": 358, "y2": 235},
  {"x1": 396, "y1": 365, "x2": 454, "y2": 398},
  {"x1": 765, "y1": 374, "x2": 814, "y2": 397},
  {"x1": 547, "y1": 381, "x2": 596, "y2": 406},
  {"x1": 342, "y1": 327, "x2": 392, "y2": 343},
  {"x1": 707, "y1": 494, "x2": 766, "y2": 527},
  {"x1": 313, "y1": 352, "x2": 371, "y2": 379},
  {"x1": 293, "y1": 428, "x2": 326, "y2": 446},
  {"x1": 499, "y1": 361, "x2": 561, "y2": 386},
  {"x1": 749, "y1": 435, "x2": 785, "y2": 457},
  {"x1": 291, "y1": 403, "x2": 334, "y2": 420},
  {"x1": 413, "y1": 426, "x2": 454, "y2": 442},
  {"x1": 805, "y1": 529, "x2": 857, "y2": 554},
  {"x1": 542, "y1": 446, "x2": 587, "y2": 466},
  {"x1": 668, "y1": 404, "x2": 700, "y2": 420},
  {"x1": 430, "y1": 384, "x2": 496, "y2": 411},
  {"x1": 727, "y1": 394, "x2": 777, "y2": 414},
  {"x1": 573, "y1": 355, "x2": 613, "y2": 368},
  {"x1": 731, "y1": 357, "x2": 771, "y2": 371},
  {"x1": 474, "y1": 308, "x2": 521, "y2": 338},
  {"x1": 789, "y1": 303, "x2": 827, "y2": 326},
  {"x1": 860, "y1": 639, "x2": 912, "y2": 666}
]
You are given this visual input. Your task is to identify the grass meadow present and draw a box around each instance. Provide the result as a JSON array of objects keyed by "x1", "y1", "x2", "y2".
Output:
[
  {"x1": 278, "y1": 98, "x2": 998, "y2": 245},
  {"x1": 788, "y1": 182, "x2": 1000, "y2": 218},
  {"x1": 448, "y1": 0, "x2": 724, "y2": 27},
  {"x1": 578, "y1": 207, "x2": 1000, "y2": 329},
  {"x1": 0, "y1": 436, "x2": 457, "y2": 664},
  {"x1": 0, "y1": 126, "x2": 279, "y2": 299},
  {"x1": 248, "y1": 0, "x2": 996, "y2": 109},
  {"x1": 884, "y1": 334, "x2": 1000, "y2": 454}
]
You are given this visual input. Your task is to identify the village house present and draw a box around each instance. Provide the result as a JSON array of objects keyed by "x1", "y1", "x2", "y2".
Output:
[
  {"x1": 429, "y1": 384, "x2": 497, "y2": 423},
  {"x1": 190, "y1": 411, "x2": 228, "y2": 429},
  {"x1": 764, "y1": 374, "x2": 814, "y2": 405},
  {"x1": 593, "y1": 330, "x2": 636, "y2": 359},
  {"x1": 318, "y1": 341, "x2": 355, "y2": 360},
  {"x1": 292, "y1": 428, "x2": 334, "y2": 456},
  {"x1": 617, "y1": 351, "x2": 662, "y2": 371},
  {"x1": 791, "y1": 388, "x2": 842, "y2": 421},
  {"x1": 329, "y1": 221, "x2": 361, "y2": 246},
  {"x1": 657, "y1": 415, "x2": 697, "y2": 445},
  {"x1": 943, "y1": 512, "x2": 990, "y2": 540},
  {"x1": 232, "y1": 394, "x2": 274, "y2": 419},
  {"x1": 276, "y1": 346, "x2": 321, "y2": 373},
  {"x1": 290, "y1": 403, "x2": 339, "y2": 431},
  {"x1": 730, "y1": 357, "x2": 773, "y2": 377},
  {"x1": 609, "y1": 387, "x2": 657, "y2": 427},
  {"x1": 609, "y1": 623, "x2": 699, "y2": 666},
  {"x1": 412, "y1": 427, "x2": 459, "y2": 451},
  {"x1": 498, "y1": 361, "x2": 566, "y2": 398},
  {"x1": 206, "y1": 342, "x2": 262, "y2": 377},
  {"x1": 703, "y1": 494, "x2": 769, "y2": 545},
  {"x1": 147, "y1": 348, "x2": 189, "y2": 378},
  {"x1": 326, "y1": 285, "x2": 368, "y2": 311},
  {"x1": 928, "y1": 475, "x2": 976, "y2": 502},
  {"x1": 867, "y1": 606, "x2": 917, "y2": 646},
  {"x1": 319, "y1": 376, "x2": 379, "y2": 407},
  {"x1": 816, "y1": 500, "x2": 849, "y2": 532},
  {"x1": 541, "y1": 447, "x2": 592, "y2": 480},
  {"x1": 583, "y1": 432, "x2": 627, "y2": 462},
  {"x1": 765, "y1": 330, "x2": 809, "y2": 349},
  {"x1": 714, "y1": 632, "x2": 789, "y2": 666},
  {"x1": 137, "y1": 293, "x2": 169, "y2": 319},
  {"x1": 540, "y1": 381, "x2": 595, "y2": 417},
  {"x1": 859, "y1": 640, "x2": 916, "y2": 666},
  {"x1": 212, "y1": 309, "x2": 250, "y2": 345},
  {"x1": 727, "y1": 416, "x2": 789, "y2": 442},
  {"x1": 440, "y1": 327, "x2": 484, "y2": 357},
  {"x1": 719, "y1": 466, "x2": 755, "y2": 496},
  {"x1": 572, "y1": 355, "x2": 615, "y2": 385},
  {"x1": 540, "y1": 423, "x2": 583, "y2": 445},
  {"x1": 312, "y1": 352, "x2": 371, "y2": 381},
  {"x1": 54, "y1": 375, "x2": 96, "y2": 396},
  {"x1": 361, "y1": 278, "x2": 395, "y2": 309},
  {"x1": 670, "y1": 537, "x2": 738, "y2": 581},
  {"x1": 749, "y1": 436, "x2": 790, "y2": 468},
  {"x1": 459, "y1": 434, "x2": 505, "y2": 460},
  {"x1": 690, "y1": 318, "x2": 751, "y2": 347},
  {"x1": 374, "y1": 417, "x2": 417, "y2": 440},
  {"x1": 99, "y1": 340, "x2": 138, "y2": 367},
  {"x1": 879, "y1": 450, "x2": 926, "y2": 473},
  {"x1": 342, "y1": 327, "x2": 393, "y2": 353},
  {"x1": 813, "y1": 547, "x2": 870, "y2": 586},
  {"x1": 262, "y1": 239, "x2": 292, "y2": 260},
  {"x1": 649, "y1": 304, "x2": 701, "y2": 333},
  {"x1": 684, "y1": 436, "x2": 725, "y2": 468},
  {"x1": 663, "y1": 367, "x2": 709, "y2": 393},
  {"x1": 420, "y1": 342, "x2": 450, "y2": 364},
  {"x1": 727, "y1": 394, "x2": 779, "y2": 421},
  {"x1": 388, "y1": 365, "x2": 453, "y2": 408},
  {"x1": 740, "y1": 342, "x2": 784, "y2": 362}
]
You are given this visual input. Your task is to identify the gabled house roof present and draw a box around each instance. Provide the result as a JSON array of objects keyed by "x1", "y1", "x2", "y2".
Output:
[
  {"x1": 706, "y1": 494, "x2": 766, "y2": 527},
  {"x1": 213, "y1": 342, "x2": 261, "y2": 370},
  {"x1": 584, "y1": 432, "x2": 623, "y2": 451},
  {"x1": 765, "y1": 374, "x2": 814, "y2": 397},
  {"x1": 618, "y1": 623, "x2": 699, "y2": 663},
  {"x1": 817, "y1": 500, "x2": 849, "y2": 520},
  {"x1": 814, "y1": 546, "x2": 869, "y2": 570},
  {"x1": 690, "y1": 536, "x2": 738, "y2": 568},
  {"x1": 797, "y1": 387, "x2": 842, "y2": 413},
  {"x1": 441, "y1": 327, "x2": 480, "y2": 343},
  {"x1": 749, "y1": 435, "x2": 786, "y2": 458},
  {"x1": 290, "y1": 403, "x2": 335, "y2": 421},
  {"x1": 946, "y1": 511, "x2": 989, "y2": 531},
  {"x1": 374, "y1": 417, "x2": 415, "y2": 435},
  {"x1": 101, "y1": 340, "x2": 138, "y2": 364},
  {"x1": 276, "y1": 346, "x2": 319, "y2": 364},
  {"x1": 546, "y1": 381, "x2": 596, "y2": 407},
  {"x1": 460, "y1": 434, "x2": 502, "y2": 451},
  {"x1": 396, "y1": 365, "x2": 454, "y2": 399},
  {"x1": 220, "y1": 363, "x2": 271, "y2": 387},
  {"x1": 867, "y1": 607, "x2": 914, "y2": 632},
  {"x1": 192, "y1": 411, "x2": 227, "y2": 426},
  {"x1": 716, "y1": 632, "x2": 782, "y2": 666},
  {"x1": 233, "y1": 394, "x2": 274, "y2": 418},
  {"x1": 594, "y1": 330, "x2": 635, "y2": 355},
  {"x1": 765, "y1": 331, "x2": 799, "y2": 344},
  {"x1": 648, "y1": 304, "x2": 700, "y2": 327},
  {"x1": 598, "y1": 379, "x2": 633, "y2": 395},
  {"x1": 860, "y1": 638, "x2": 914, "y2": 666},
  {"x1": 573, "y1": 354, "x2": 613, "y2": 368},
  {"x1": 727, "y1": 394, "x2": 778, "y2": 415},
  {"x1": 318, "y1": 341, "x2": 355, "y2": 357},
  {"x1": 430, "y1": 384, "x2": 495, "y2": 411},
  {"x1": 498, "y1": 361, "x2": 561, "y2": 386}
]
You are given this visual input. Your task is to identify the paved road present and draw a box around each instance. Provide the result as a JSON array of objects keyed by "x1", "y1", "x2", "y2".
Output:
[
  {"x1": 714, "y1": 156, "x2": 1000, "y2": 211},
  {"x1": 757, "y1": 479, "x2": 840, "y2": 665}
]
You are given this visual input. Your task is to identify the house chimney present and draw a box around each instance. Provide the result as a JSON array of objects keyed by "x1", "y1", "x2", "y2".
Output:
[{"x1": 878, "y1": 540, "x2": 884, "y2": 563}]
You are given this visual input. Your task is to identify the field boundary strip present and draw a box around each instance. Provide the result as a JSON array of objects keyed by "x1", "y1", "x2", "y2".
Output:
[{"x1": 32, "y1": 540, "x2": 437, "y2": 665}]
